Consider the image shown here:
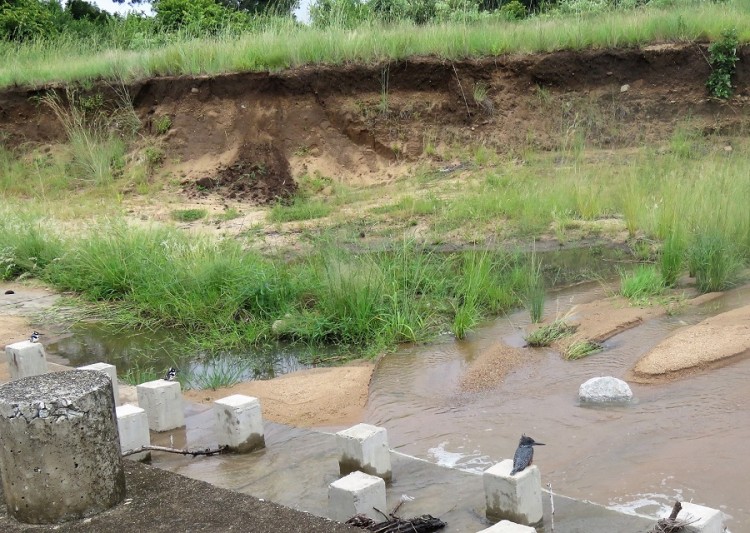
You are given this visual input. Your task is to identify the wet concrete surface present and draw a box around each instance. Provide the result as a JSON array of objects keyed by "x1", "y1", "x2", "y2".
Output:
[
  {"x1": 0, "y1": 460, "x2": 360, "y2": 532},
  {"x1": 148, "y1": 404, "x2": 654, "y2": 532}
]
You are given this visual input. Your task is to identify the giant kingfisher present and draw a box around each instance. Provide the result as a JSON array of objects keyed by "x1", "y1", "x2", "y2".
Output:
[{"x1": 510, "y1": 434, "x2": 545, "y2": 475}]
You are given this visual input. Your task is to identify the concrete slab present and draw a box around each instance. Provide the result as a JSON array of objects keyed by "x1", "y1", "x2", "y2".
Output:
[{"x1": 146, "y1": 405, "x2": 655, "y2": 533}]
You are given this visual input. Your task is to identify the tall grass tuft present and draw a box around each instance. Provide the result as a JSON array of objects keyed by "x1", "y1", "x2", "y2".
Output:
[
  {"x1": 525, "y1": 251, "x2": 545, "y2": 323},
  {"x1": 619, "y1": 264, "x2": 664, "y2": 302},
  {"x1": 687, "y1": 232, "x2": 743, "y2": 292},
  {"x1": 525, "y1": 320, "x2": 577, "y2": 347},
  {"x1": 660, "y1": 226, "x2": 686, "y2": 287}
]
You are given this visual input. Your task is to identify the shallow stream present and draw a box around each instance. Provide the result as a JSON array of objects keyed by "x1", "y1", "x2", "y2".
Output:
[{"x1": 46, "y1": 251, "x2": 750, "y2": 530}]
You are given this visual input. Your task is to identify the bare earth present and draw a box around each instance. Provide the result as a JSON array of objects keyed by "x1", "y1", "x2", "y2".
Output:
[{"x1": 630, "y1": 304, "x2": 750, "y2": 382}]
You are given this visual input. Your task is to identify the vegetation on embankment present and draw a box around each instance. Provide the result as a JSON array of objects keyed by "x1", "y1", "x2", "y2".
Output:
[
  {"x1": 0, "y1": 215, "x2": 533, "y2": 354},
  {"x1": 2, "y1": 132, "x2": 748, "y2": 355},
  {"x1": 1, "y1": 0, "x2": 748, "y2": 88}
]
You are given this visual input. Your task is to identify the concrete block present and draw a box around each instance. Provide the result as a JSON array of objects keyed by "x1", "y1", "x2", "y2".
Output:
[
  {"x1": 336, "y1": 423, "x2": 392, "y2": 482},
  {"x1": 679, "y1": 502, "x2": 724, "y2": 533},
  {"x1": 213, "y1": 394, "x2": 265, "y2": 453},
  {"x1": 79, "y1": 363, "x2": 119, "y2": 406},
  {"x1": 0, "y1": 370, "x2": 125, "y2": 524},
  {"x1": 136, "y1": 379, "x2": 184, "y2": 432},
  {"x1": 5, "y1": 340, "x2": 48, "y2": 380},
  {"x1": 477, "y1": 520, "x2": 537, "y2": 532},
  {"x1": 328, "y1": 471, "x2": 386, "y2": 522},
  {"x1": 116, "y1": 404, "x2": 151, "y2": 462},
  {"x1": 484, "y1": 460, "x2": 543, "y2": 526}
]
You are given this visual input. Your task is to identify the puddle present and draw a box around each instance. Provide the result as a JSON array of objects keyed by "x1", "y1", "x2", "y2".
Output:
[{"x1": 46, "y1": 323, "x2": 312, "y2": 384}]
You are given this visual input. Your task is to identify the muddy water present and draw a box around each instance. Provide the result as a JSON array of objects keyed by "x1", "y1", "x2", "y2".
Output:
[{"x1": 366, "y1": 282, "x2": 750, "y2": 530}]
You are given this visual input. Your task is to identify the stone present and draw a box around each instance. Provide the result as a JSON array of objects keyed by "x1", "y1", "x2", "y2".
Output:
[
  {"x1": 5, "y1": 340, "x2": 48, "y2": 380},
  {"x1": 116, "y1": 404, "x2": 151, "y2": 462},
  {"x1": 477, "y1": 520, "x2": 537, "y2": 532},
  {"x1": 0, "y1": 370, "x2": 125, "y2": 524},
  {"x1": 336, "y1": 423, "x2": 392, "y2": 482},
  {"x1": 484, "y1": 460, "x2": 543, "y2": 526},
  {"x1": 213, "y1": 395, "x2": 265, "y2": 453},
  {"x1": 579, "y1": 376, "x2": 633, "y2": 402},
  {"x1": 679, "y1": 502, "x2": 725, "y2": 533},
  {"x1": 136, "y1": 379, "x2": 185, "y2": 432},
  {"x1": 621, "y1": 84, "x2": 630, "y2": 92},
  {"x1": 328, "y1": 471, "x2": 386, "y2": 522},
  {"x1": 78, "y1": 362, "x2": 119, "y2": 406}
]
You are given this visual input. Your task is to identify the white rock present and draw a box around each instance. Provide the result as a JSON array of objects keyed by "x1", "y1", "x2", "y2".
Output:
[{"x1": 579, "y1": 376, "x2": 633, "y2": 402}]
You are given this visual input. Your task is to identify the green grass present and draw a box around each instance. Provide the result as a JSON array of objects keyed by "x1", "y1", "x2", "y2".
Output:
[
  {"x1": 268, "y1": 198, "x2": 333, "y2": 223},
  {"x1": 184, "y1": 356, "x2": 254, "y2": 390},
  {"x1": 1, "y1": 1, "x2": 748, "y2": 88},
  {"x1": 688, "y1": 231, "x2": 743, "y2": 292},
  {"x1": 620, "y1": 264, "x2": 665, "y2": 301},
  {"x1": 525, "y1": 320, "x2": 577, "y2": 347},
  {"x1": 563, "y1": 339, "x2": 603, "y2": 360},
  {"x1": 171, "y1": 208, "x2": 208, "y2": 222}
]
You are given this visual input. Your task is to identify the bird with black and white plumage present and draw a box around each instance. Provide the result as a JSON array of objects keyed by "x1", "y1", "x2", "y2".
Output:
[
  {"x1": 510, "y1": 434, "x2": 545, "y2": 475},
  {"x1": 29, "y1": 331, "x2": 43, "y2": 343},
  {"x1": 163, "y1": 367, "x2": 178, "y2": 381}
]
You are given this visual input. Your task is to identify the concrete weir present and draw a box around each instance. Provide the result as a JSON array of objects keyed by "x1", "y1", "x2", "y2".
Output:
[{"x1": 0, "y1": 370, "x2": 125, "y2": 524}]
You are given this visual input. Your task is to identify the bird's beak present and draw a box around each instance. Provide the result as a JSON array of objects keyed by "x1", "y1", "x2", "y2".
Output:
[{"x1": 533, "y1": 442, "x2": 545, "y2": 446}]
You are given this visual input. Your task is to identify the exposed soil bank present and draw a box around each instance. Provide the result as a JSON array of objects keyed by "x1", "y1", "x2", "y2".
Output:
[
  {"x1": 631, "y1": 304, "x2": 750, "y2": 382},
  {"x1": 3, "y1": 44, "x2": 750, "y2": 199}
]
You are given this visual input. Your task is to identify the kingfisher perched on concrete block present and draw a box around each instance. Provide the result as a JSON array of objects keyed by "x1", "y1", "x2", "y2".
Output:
[
  {"x1": 164, "y1": 367, "x2": 178, "y2": 381},
  {"x1": 29, "y1": 331, "x2": 43, "y2": 343},
  {"x1": 510, "y1": 434, "x2": 545, "y2": 475}
]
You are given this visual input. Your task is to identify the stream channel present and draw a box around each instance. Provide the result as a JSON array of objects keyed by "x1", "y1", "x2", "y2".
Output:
[{"x1": 47, "y1": 248, "x2": 750, "y2": 531}]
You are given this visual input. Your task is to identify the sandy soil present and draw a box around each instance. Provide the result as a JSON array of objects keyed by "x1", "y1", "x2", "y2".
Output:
[
  {"x1": 630, "y1": 304, "x2": 750, "y2": 382},
  {"x1": 183, "y1": 363, "x2": 374, "y2": 427}
]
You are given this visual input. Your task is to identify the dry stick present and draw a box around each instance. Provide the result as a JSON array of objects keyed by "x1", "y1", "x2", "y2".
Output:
[
  {"x1": 547, "y1": 482, "x2": 555, "y2": 533},
  {"x1": 451, "y1": 63, "x2": 471, "y2": 120},
  {"x1": 123, "y1": 444, "x2": 228, "y2": 457}
]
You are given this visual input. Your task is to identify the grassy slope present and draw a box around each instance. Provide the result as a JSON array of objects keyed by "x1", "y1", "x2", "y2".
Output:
[{"x1": 1, "y1": 1, "x2": 749, "y2": 88}]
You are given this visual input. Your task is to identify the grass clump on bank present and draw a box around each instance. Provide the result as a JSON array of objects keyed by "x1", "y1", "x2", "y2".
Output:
[
  {"x1": 525, "y1": 320, "x2": 577, "y2": 347},
  {"x1": 619, "y1": 264, "x2": 664, "y2": 302}
]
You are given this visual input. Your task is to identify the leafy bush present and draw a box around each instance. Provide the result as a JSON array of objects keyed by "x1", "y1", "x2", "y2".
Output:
[
  {"x1": 310, "y1": 0, "x2": 372, "y2": 28},
  {"x1": 0, "y1": 0, "x2": 57, "y2": 41},
  {"x1": 154, "y1": 0, "x2": 246, "y2": 33},
  {"x1": 706, "y1": 28, "x2": 739, "y2": 99},
  {"x1": 500, "y1": 0, "x2": 526, "y2": 19}
]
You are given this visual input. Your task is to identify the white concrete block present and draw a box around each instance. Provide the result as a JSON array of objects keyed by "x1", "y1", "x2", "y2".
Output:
[
  {"x1": 484, "y1": 460, "x2": 543, "y2": 526},
  {"x1": 336, "y1": 423, "x2": 392, "y2": 481},
  {"x1": 679, "y1": 502, "x2": 724, "y2": 533},
  {"x1": 5, "y1": 340, "x2": 48, "y2": 380},
  {"x1": 136, "y1": 379, "x2": 184, "y2": 432},
  {"x1": 213, "y1": 394, "x2": 265, "y2": 453},
  {"x1": 477, "y1": 520, "x2": 537, "y2": 532},
  {"x1": 328, "y1": 471, "x2": 386, "y2": 522},
  {"x1": 116, "y1": 404, "x2": 151, "y2": 462},
  {"x1": 79, "y1": 362, "x2": 119, "y2": 406}
]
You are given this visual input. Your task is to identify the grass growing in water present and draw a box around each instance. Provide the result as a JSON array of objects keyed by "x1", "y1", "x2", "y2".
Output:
[
  {"x1": 525, "y1": 250, "x2": 545, "y2": 323},
  {"x1": 525, "y1": 320, "x2": 577, "y2": 347},
  {"x1": 563, "y1": 340, "x2": 603, "y2": 360}
]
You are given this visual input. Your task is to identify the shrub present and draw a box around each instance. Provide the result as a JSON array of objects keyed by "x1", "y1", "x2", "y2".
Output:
[
  {"x1": 0, "y1": 0, "x2": 57, "y2": 41},
  {"x1": 707, "y1": 28, "x2": 739, "y2": 99},
  {"x1": 500, "y1": 0, "x2": 526, "y2": 20}
]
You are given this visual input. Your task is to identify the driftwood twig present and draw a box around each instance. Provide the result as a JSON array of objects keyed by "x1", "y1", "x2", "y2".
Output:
[{"x1": 123, "y1": 445, "x2": 228, "y2": 457}]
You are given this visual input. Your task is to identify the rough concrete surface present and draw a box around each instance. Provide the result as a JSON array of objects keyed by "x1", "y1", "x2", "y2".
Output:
[{"x1": 0, "y1": 461, "x2": 360, "y2": 532}]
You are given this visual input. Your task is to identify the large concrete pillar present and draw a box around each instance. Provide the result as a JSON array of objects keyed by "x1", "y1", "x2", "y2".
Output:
[{"x1": 0, "y1": 370, "x2": 126, "y2": 524}]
